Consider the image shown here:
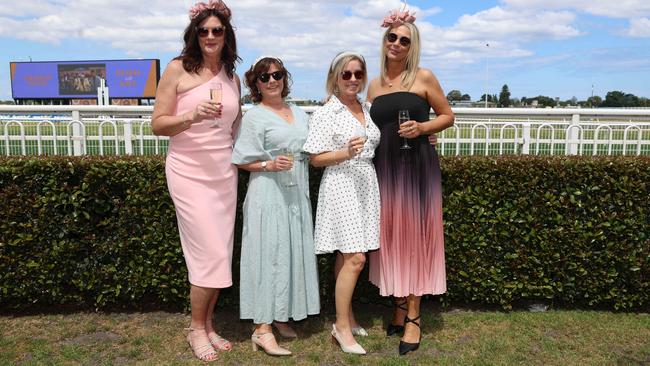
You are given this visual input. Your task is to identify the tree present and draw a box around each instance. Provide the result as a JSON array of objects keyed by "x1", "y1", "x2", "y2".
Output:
[
  {"x1": 601, "y1": 91, "x2": 640, "y2": 107},
  {"x1": 461, "y1": 93, "x2": 471, "y2": 101},
  {"x1": 498, "y1": 84, "x2": 511, "y2": 107},
  {"x1": 446, "y1": 90, "x2": 462, "y2": 101},
  {"x1": 587, "y1": 95, "x2": 602, "y2": 107}
]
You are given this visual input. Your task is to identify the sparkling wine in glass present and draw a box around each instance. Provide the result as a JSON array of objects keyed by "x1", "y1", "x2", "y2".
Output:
[
  {"x1": 281, "y1": 147, "x2": 296, "y2": 186},
  {"x1": 209, "y1": 82, "x2": 222, "y2": 128},
  {"x1": 399, "y1": 109, "x2": 411, "y2": 150},
  {"x1": 353, "y1": 124, "x2": 367, "y2": 165}
]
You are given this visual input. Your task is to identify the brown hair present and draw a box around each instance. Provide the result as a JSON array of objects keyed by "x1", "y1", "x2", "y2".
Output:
[
  {"x1": 244, "y1": 58, "x2": 292, "y2": 103},
  {"x1": 175, "y1": 5, "x2": 241, "y2": 79}
]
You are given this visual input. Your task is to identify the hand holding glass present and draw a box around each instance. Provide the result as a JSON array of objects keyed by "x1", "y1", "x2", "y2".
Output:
[
  {"x1": 209, "y1": 82, "x2": 222, "y2": 128},
  {"x1": 352, "y1": 124, "x2": 367, "y2": 165},
  {"x1": 399, "y1": 109, "x2": 411, "y2": 150},
  {"x1": 281, "y1": 147, "x2": 296, "y2": 187}
]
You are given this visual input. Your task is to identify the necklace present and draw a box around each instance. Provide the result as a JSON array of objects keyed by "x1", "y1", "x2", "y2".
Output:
[{"x1": 385, "y1": 74, "x2": 401, "y2": 88}]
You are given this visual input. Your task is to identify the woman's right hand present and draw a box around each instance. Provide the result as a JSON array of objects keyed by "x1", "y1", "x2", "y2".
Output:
[
  {"x1": 345, "y1": 136, "x2": 366, "y2": 158},
  {"x1": 270, "y1": 156, "x2": 293, "y2": 171},
  {"x1": 190, "y1": 100, "x2": 222, "y2": 123}
]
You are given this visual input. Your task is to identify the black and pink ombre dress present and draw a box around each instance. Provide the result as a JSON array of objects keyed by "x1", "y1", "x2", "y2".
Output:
[{"x1": 368, "y1": 92, "x2": 447, "y2": 297}]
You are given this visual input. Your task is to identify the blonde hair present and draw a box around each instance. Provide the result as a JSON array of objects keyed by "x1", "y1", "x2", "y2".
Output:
[
  {"x1": 379, "y1": 22, "x2": 420, "y2": 90},
  {"x1": 325, "y1": 52, "x2": 368, "y2": 99}
]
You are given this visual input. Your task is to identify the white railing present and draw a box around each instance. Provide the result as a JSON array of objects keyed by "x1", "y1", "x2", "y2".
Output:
[{"x1": 2, "y1": 105, "x2": 650, "y2": 156}]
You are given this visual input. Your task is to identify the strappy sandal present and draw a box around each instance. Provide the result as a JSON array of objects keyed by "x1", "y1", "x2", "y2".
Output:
[
  {"x1": 208, "y1": 331, "x2": 232, "y2": 351},
  {"x1": 387, "y1": 298, "x2": 408, "y2": 336},
  {"x1": 186, "y1": 327, "x2": 218, "y2": 362},
  {"x1": 398, "y1": 315, "x2": 421, "y2": 355}
]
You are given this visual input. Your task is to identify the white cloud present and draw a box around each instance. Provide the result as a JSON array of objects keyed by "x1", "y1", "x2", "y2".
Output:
[
  {"x1": 627, "y1": 17, "x2": 650, "y2": 37},
  {"x1": 502, "y1": 0, "x2": 650, "y2": 18},
  {"x1": 0, "y1": 0, "x2": 637, "y2": 78}
]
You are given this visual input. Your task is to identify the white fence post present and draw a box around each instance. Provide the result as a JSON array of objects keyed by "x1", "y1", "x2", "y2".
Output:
[
  {"x1": 567, "y1": 113, "x2": 580, "y2": 155},
  {"x1": 522, "y1": 121, "x2": 531, "y2": 155},
  {"x1": 71, "y1": 110, "x2": 83, "y2": 156},
  {"x1": 124, "y1": 120, "x2": 133, "y2": 155}
]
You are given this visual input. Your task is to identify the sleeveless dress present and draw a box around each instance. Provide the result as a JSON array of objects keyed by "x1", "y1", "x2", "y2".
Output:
[
  {"x1": 165, "y1": 68, "x2": 239, "y2": 288},
  {"x1": 368, "y1": 92, "x2": 447, "y2": 297},
  {"x1": 232, "y1": 105, "x2": 320, "y2": 324},
  {"x1": 303, "y1": 95, "x2": 381, "y2": 254}
]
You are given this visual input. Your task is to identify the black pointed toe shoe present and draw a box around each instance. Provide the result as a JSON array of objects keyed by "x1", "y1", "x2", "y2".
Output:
[{"x1": 398, "y1": 315, "x2": 421, "y2": 356}]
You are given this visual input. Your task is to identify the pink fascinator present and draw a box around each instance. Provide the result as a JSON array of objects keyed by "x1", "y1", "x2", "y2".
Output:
[
  {"x1": 381, "y1": 4, "x2": 416, "y2": 28},
  {"x1": 188, "y1": 0, "x2": 231, "y2": 20}
]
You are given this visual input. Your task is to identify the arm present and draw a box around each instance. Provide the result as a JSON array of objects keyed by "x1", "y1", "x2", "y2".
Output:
[
  {"x1": 399, "y1": 69, "x2": 455, "y2": 139},
  {"x1": 151, "y1": 60, "x2": 220, "y2": 136},
  {"x1": 310, "y1": 137, "x2": 364, "y2": 168},
  {"x1": 236, "y1": 155, "x2": 292, "y2": 172},
  {"x1": 231, "y1": 74, "x2": 243, "y2": 140}
]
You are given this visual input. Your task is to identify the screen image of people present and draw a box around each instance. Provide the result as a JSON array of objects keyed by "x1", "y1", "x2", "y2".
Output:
[{"x1": 58, "y1": 64, "x2": 106, "y2": 95}]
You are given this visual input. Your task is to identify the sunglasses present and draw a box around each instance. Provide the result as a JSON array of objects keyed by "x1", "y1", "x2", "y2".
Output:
[
  {"x1": 197, "y1": 26, "x2": 225, "y2": 38},
  {"x1": 340, "y1": 70, "x2": 365, "y2": 81},
  {"x1": 386, "y1": 32, "x2": 411, "y2": 47},
  {"x1": 258, "y1": 71, "x2": 285, "y2": 83}
]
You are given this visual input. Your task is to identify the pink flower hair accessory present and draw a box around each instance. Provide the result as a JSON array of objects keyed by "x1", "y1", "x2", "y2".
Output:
[
  {"x1": 189, "y1": 0, "x2": 231, "y2": 20},
  {"x1": 381, "y1": 4, "x2": 416, "y2": 28}
]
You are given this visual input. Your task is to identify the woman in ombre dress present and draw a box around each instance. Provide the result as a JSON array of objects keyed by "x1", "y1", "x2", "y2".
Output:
[
  {"x1": 367, "y1": 8, "x2": 454, "y2": 356},
  {"x1": 152, "y1": 0, "x2": 241, "y2": 362}
]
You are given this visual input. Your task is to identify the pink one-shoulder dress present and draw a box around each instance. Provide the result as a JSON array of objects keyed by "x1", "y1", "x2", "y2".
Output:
[{"x1": 165, "y1": 68, "x2": 239, "y2": 288}]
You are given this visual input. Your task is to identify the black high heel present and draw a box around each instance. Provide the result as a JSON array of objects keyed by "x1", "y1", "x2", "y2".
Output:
[
  {"x1": 386, "y1": 298, "x2": 408, "y2": 336},
  {"x1": 398, "y1": 315, "x2": 421, "y2": 355}
]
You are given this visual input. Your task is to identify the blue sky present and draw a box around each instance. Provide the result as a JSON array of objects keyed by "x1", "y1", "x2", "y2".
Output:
[{"x1": 1, "y1": 0, "x2": 649, "y2": 102}]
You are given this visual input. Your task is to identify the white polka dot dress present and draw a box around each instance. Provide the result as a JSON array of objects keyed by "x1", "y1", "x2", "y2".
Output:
[{"x1": 303, "y1": 95, "x2": 381, "y2": 254}]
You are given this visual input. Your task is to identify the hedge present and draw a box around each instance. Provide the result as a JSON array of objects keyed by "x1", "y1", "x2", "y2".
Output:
[{"x1": 0, "y1": 156, "x2": 648, "y2": 311}]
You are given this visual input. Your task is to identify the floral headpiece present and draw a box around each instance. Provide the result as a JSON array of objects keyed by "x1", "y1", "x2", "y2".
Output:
[
  {"x1": 381, "y1": 4, "x2": 416, "y2": 28},
  {"x1": 188, "y1": 0, "x2": 231, "y2": 20}
]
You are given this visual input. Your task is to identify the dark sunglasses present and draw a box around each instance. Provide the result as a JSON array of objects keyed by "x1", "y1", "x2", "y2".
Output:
[
  {"x1": 258, "y1": 71, "x2": 285, "y2": 83},
  {"x1": 340, "y1": 70, "x2": 365, "y2": 81},
  {"x1": 197, "y1": 26, "x2": 225, "y2": 38},
  {"x1": 386, "y1": 32, "x2": 411, "y2": 47}
]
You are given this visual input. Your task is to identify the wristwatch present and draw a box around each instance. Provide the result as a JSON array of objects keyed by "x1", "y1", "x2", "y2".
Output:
[{"x1": 261, "y1": 161, "x2": 268, "y2": 171}]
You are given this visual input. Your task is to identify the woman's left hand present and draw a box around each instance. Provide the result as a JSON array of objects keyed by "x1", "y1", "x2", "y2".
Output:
[{"x1": 398, "y1": 120, "x2": 422, "y2": 138}]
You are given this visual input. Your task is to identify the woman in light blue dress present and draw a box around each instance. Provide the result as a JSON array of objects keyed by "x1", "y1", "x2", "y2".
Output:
[{"x1": 232, "y1": 57, "x2": 320, "y2": 356}]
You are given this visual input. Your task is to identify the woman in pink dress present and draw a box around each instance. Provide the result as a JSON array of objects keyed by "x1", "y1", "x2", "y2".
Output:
[
  {"x1": 367, "y1": 8, "x2": 454, "y2": 356},
  {"x1": 152, "y1": 0, "x2": 241, "y2": 362}
]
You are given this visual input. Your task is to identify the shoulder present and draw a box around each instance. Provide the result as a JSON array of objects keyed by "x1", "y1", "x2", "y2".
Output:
[
  {"x1": 165, "y1": 59, "x2": 186, "y2": 76},
  {"x1": 417, "y1": 68, "x2": 438, "y2": 84},
  {"x1": 367, "y1": 77, "x2": 382, "y2": 102}
]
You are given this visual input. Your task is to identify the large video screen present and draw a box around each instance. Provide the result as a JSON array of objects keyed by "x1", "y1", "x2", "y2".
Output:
[{"x1": 10, "y1": 59, "x2": 160, "y2": 99}]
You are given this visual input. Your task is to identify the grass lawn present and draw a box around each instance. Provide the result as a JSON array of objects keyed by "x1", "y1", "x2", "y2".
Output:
[{"x1": 1, "y1": 303, "x2": 649, "y2": 365}]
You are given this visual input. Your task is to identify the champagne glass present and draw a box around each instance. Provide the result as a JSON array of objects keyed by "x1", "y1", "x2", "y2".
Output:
[
  {"x1": 353, "y1": 124, "x2": 367, "y2": 165},
  {"x1": 209, "y1": 82, "x2": 222, "y2": 128},
  {"x1": 281, "y1": 147, "x2": 296, "y2": 187},
  {"x1": 399, "y1": 109, "x2": 411, "y2": 150}
]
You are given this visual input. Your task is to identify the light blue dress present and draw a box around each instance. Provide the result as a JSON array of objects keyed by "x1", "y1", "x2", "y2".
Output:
[{"x1": 232, "y1": 104, "x2": 320, "y2": 324}]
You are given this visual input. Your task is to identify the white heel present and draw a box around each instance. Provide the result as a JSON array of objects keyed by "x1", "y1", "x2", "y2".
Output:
[
  {"x1": 331, "y1": 324, "x2": 366, "y2": 355},
  {"x1": 251, "y1": 332, "x2": 292, "y2": 356}
]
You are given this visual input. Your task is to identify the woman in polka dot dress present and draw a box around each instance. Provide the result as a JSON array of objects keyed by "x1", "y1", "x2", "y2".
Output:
[{"x1": 303, "y1": 51, "x2": 380, "y2": 355}]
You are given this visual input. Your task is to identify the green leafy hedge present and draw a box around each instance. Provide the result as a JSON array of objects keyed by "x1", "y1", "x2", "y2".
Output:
[{"x1": 0, "y1": 156, "x2": 648, "y2": 311}]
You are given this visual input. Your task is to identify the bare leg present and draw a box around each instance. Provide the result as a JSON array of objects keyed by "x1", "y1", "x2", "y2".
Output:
[
  {"x1": 334, "y1": 252, "x2": 366, "y2": 346},
  {"x1": 190, "y1": 285, "x2": 218, "y2": 329},
  {"x1": 187, "y1": 285, "x2": 218, "y2": 360},
  {"x1": 401, "y1": 295, "x2": 422, "y2": 343},
  {"x1": 203, "y1": 289, "x2": 231, "y2": 350},
  {"x1": 391, "y1": 296, "x2": 408, "y2": 326},
  {"x1": 335, "y1": 252, "x2": 361, "y2": 328},
  {"x1": 204, "y1": 289, "x2": 220, "y2": 333}
]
